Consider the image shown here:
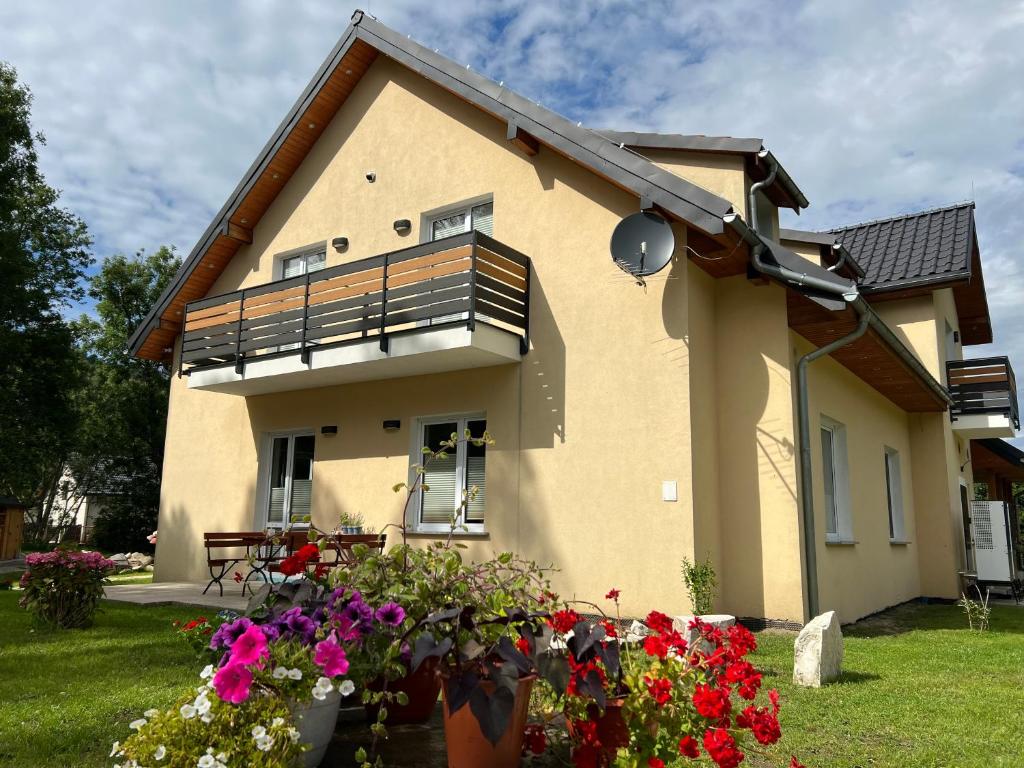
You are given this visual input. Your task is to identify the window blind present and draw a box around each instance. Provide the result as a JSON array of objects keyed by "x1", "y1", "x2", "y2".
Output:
[
  {"x1": 821, "y1": 427, "x2": 838, "y2": 535},
  {"x1": 471, "y1": 202, "x2": 493, "y2": 236}
]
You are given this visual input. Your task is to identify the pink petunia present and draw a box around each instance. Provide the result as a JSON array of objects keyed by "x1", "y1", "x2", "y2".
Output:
[
  {"x1": 314, "y1": 634, "x2": 350, "y2": 678},
  {"x1": 229, "y1": 624, "x2": 269, "y2": 666},
  {"x1": 212, "y1": 661, "x2": 253, "y2": 704}
]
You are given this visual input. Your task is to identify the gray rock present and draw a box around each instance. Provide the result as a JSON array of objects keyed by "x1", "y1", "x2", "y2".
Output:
[
  {"x1": 793, "y1": 611, "x2": 843, "y2": 687},
  {"x1": 672, "y1": 614, "x2": 736, "y2": 654},
  {"x1": 144, "y1": 564, "x2": 155, "y2": 572}
]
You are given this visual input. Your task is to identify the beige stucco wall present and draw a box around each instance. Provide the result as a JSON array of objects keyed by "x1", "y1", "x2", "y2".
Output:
[
  {"x1": 156, "y1": 54, "x2": 742, "y2": 619},
  {"x1": 795, "y1": 333, "x2": 922, "y2": 622}
]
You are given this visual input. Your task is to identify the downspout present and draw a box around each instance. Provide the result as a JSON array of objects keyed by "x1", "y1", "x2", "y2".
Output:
[{"x1": 826, "y1": 244, "x2": 847, "y2": 273}]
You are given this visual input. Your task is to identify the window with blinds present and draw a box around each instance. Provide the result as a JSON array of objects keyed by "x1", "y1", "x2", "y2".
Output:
[
  {"x1": 414, "y1": 415, "x2": 487, "y2": 531},
  {"x1": 820, "y1": 416, "x2": 852, "y2": 542},
  {"x1": 263, "y1": 432, "x2": 315, "y2": 528}
]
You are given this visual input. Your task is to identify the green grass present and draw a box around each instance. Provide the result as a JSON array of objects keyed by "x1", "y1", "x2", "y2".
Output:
[
  {"x1": 106, "y1": 571, "x2": 154, "y2": 585},
  {"x1": 753, "y1": 603, "x2": 1024, "y2": 768},
  {"x1": 0, "y1": 592, "x2": 201, "y2": 768},
  {"x1": 0, "y1": 594, "x2": 1021, "y2": 767}
]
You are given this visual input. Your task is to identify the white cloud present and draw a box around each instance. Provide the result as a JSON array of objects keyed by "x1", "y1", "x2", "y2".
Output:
[{"x1": 3, "y1": 0, "x2": 1024, "y2": 439}]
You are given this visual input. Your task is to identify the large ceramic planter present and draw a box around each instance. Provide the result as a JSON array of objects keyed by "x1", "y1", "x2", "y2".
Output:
[
  {"x1": 365, "y1": 657, "x2": 441, "y2": 724},
  {"x1": 293, "y1": 689, "x2": 342, "y2": 768},
  {"x1": 567, "y1": 697, "x2": 629, "y2": 767},
  {"x1": 441, "y1": 674, "x2": 535, "y2": 768}
]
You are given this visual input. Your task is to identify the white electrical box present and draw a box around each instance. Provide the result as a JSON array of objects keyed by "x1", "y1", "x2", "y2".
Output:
[{"x1": 662, "y1": 480, "x2": 678, "y2": 502}]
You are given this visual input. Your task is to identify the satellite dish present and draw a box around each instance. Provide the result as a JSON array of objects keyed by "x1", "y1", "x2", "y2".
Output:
[{"x1": 610, "y1": 211, "x2": 675, "y2": 277}]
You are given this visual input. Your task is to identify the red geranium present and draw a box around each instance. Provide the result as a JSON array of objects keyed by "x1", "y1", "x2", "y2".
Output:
[
  {"x1": 692, "y1": 683, "x2": 731, "y2": 720},
  {"x1": 727, "y1": 623, "x2": 757, "y2": 657},
  {"x1": 645, "y1": 610, "x2": 674, "y2": 634},
  {"x1": 551, "y1": 609, "x2": 582, "y2": 635},
  {"x1": 736, "y1": 705, "x2": 781, "y2": 745},
  {"x1": 644, "y1": 675, "x2": 673, "y2": 706},
  {"x1": 647, "y1": 759, "x2": 665, "y2": 768},
  {"x1": 523, "y1": 723, "x2": 546, "y2": 755},
  {"x1": 703, "y1": 727, "x2": 744, "y2": 768},
  {"x1": 644, "y1": 633, "x2": 670, "y2": 659},
  {"x1": 678, "y1": 735, "x2": 700, "y2": 758},
  {"x1": 605, "y1": 588, "x2": 621, "y2": 601}
]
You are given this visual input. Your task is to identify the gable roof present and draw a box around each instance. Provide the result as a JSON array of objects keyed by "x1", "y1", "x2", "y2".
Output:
[
  {"x1": 826, "y1": 201, "x2": 975, "y2": 290},
  {"x1": 128, "y1": 10, "x2": 740, "y2": 361},
  {"x1": 591, "y1": 129, "x2": 809, "y2": 213},
  {"x1": 778, "y1": 227, "x2": 865, "y2": 279},
  {"x1": 824, "y1": 201, "x2": 992, "y2": 345}
]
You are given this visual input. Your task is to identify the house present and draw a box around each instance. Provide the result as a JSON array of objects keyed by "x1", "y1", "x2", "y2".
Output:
[{"x1": 128, "y1": 11, "x2": 1020, "y2": 625}]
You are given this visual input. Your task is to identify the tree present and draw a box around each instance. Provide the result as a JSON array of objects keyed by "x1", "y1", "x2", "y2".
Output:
[
  {"x1": 0, "y1": 62, "x2": 92, "y2": 518},
  {"x1": 74, "y1": 247, "x2": 180, "y2": 552}
]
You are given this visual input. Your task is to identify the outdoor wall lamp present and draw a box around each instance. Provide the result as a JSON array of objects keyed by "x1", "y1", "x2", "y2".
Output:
[
  {"x1": 321, "y1": 425, "x2": 338, "y2": 437},
  {"x1": 383, "y1": 420, "x2": 401, "y2": 432},
  {"x1": 332, "y1": 236, "x2": 349, "y2": 252},
  {"x1": 393, "y1": 219, "x2": 411, "y2": 234}
]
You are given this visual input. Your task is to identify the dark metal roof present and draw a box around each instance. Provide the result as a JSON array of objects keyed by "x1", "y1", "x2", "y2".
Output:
[
  {"x1": 129, "y1": 11, "x2": 744, "y2": 357},
  {"x1": 826, "y1": 202, "x2": 975, "y2": 290}
]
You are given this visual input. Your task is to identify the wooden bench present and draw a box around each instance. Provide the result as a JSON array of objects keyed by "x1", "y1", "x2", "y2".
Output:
[
  {"x1": 202, "y1": 531, "x2": 266, "y2": 596},
  {"x1": 321, "y1": 533, "x2": 387, "y2": 568}
]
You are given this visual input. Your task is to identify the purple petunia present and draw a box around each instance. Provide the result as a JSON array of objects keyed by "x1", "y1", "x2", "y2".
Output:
[
  {"x1": 210, "y1": 617, "x2": 254, "y2": 650},
  {"x1": 342, "y1": 599, "x2": 374, "y2": 629},
  {"x1": 374, "y1": 602, "x2": 406, "y2": 627},
  {"x1": 278, "y1": 606, "x2": 317, "y2": 645}
]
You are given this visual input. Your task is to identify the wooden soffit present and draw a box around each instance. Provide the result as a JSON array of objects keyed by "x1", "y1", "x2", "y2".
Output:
[
  {"x1": 970, "y1": 440, "x2": 1024, "y2": 482},
  {"x1": 787, "y1": 291, "x2": 948, "y2": 412}
]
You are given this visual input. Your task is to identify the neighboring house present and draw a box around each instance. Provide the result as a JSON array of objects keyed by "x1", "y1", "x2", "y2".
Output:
[
  {"x1": 38, "y1": 462, "x2": 129, "y2": 544},
  {"x1": 128, "y1": 11, "x2": 1020, "y2": 625}
]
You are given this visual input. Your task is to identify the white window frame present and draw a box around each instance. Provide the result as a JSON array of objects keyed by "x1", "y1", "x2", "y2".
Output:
[
  {"x1": 820, "y1": 415, "x2": 853, "y2": 543},
  {"x1": 419, "y1": 195, "x2": 494, "y2": 245},
  {"x1": 274, "y1": 242, "x2": 328, "y2": 281},
  {"x1": 407, "y1": 412, "x2": 487, "y2": 534},
  {"x1": 254, "y1": 429, "x2": 316, "y2": 530},
  {"x1": 884, "y1": 447, "x2": 906, "y2": 542}
]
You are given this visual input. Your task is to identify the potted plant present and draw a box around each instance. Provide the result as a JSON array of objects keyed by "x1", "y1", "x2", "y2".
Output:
[
  {"x1": 543, "y1": 589, "x2": 804, "y2": 768},
  {"x1": 337, "y1": 511, "x2": 365, "y2": 535}
]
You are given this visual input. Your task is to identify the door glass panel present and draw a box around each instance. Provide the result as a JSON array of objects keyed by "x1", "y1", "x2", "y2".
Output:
[
  {"x1": 431, "y1": 212, "x2": 467, "y2": 241},
  {"x1": 267, "y1": 437, "x2": 289, "y2": 526},
  {"x1": 471, "y1": 202, "x2": 494, "y2": 237},
  {"x1": 464, "y1": 419, "x2": 487, "y2": 523},
  {"x1": 290, "y1": 435, "x2": 315, "y2": 525},
  {"x1": 421, "y1": 421, "x2": 458, "y2": 524}
]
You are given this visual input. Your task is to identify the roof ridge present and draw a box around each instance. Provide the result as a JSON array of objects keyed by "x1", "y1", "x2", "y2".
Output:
[{"x1": 824, "y1": 200, "x2": 975, "y2": 233}]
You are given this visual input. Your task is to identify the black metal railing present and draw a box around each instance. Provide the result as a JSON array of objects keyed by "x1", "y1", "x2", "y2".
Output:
[
  {"x1": 948, "y1": 356, "x2": 1020, "y2": 430},
  {"x1": 179, "y1": 231, "x2": 530, "y2": 375}
]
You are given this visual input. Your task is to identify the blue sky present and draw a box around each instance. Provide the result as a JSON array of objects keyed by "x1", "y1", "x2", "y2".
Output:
[{"x1": 2, "y1": 1, "x2": 1024, "y2": 440}]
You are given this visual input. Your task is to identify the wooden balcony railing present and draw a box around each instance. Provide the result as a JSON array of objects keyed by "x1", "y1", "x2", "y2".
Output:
[
  {"x1": 947, "y1": 356, "x2": 1020, "y2": 430},
  {"x1": 179, "y1": 231, "x2": 530, "y2": 374}
]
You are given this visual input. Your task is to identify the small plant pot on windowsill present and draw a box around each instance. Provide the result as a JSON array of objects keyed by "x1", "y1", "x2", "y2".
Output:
[
  {"x1": 340, "y1": 526, "x2": 363, "y2": 535},
  {"x1": 293, "y1": 689, "x2": 342, "y2": 768},
  {"x1": 566, "y1": 697, "x2": 631, "y2": 767},
  {"x1": 365, "y1": 657, "x2": 441, "y2": 724},
  {"x1": 441, "y1": 672, "x2": 536, "y2": 768}
]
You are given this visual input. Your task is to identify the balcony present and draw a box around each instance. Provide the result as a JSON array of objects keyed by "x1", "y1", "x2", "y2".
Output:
[
  {"x1": 948, "y1": 357, "x2": 1020, "y2": 438},
  {"x1": 180, "y1": 231, "x2": 530, "y2": 396}
]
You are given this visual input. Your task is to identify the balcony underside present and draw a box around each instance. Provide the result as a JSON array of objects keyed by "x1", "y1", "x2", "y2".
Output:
[
  {"x1": 187, "y1": 321, "x2": 521, "y2": 396},
  {"x1": 951, "y1": 413, "x2": 1016, "y2": 439}
]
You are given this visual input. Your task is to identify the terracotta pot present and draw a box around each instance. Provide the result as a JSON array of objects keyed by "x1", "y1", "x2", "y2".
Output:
[
  {"x1": 567, "y1": 697, "x2": 630, "y2": 767},
  {"x1": 364, "y1": 657, "x2": 441, "y2": 724},
  {"x1": 441, "y1": 673, "x2": 536, "y2": 768}
]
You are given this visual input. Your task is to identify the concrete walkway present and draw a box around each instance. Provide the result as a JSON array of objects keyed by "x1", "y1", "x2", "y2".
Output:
[{"x1": 103, "y1": 581, "x2": 248, "y2": 612}]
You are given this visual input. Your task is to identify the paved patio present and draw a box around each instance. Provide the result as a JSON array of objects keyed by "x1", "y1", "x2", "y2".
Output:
[{"x1": 102, "y1": 581, "x2": 249, "y2": 612}]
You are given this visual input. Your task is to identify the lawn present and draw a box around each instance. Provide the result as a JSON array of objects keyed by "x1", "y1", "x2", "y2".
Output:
[
  {"x1": 0, "y1": 591, "x2": 201, "y2": 768},
  {"x1": 0, "y1": 594, "x2": 1022, "y2": 767}
]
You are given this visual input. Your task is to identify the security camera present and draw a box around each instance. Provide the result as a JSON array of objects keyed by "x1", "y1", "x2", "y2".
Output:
[{"x1": 365, "y1": 171, "x2": 376, "y2": 183}]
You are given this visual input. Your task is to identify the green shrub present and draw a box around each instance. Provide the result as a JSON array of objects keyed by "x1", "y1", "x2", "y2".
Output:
[{"x1": 681, "y1": 554, "x2": 717, "y2": 615}]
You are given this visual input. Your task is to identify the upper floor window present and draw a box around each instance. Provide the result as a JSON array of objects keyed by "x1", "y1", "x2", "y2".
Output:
[
  {"x1": 429, "y1": 200, "x2": 493, "y2": 241},
  {"x1": 820, "y1": 415, "x2": 852, "y2": 543},
  {"x1": 281, "y1": 248, "x2": 326, "y2": 279}
]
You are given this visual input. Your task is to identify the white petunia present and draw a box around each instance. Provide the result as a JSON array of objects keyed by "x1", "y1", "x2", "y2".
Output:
[
  {"x1": 339, "y1": 680, "x2": 355, "y2": 697},
  {"x1": 199, "y1": 664, "x2": 214, "y2": 680},
  {"x1": 215, "y1": 752, "x2": 227, "y2": 762},
  {"x1": 315, "y1": 676, "x2": 333, "y2": 691},
  {"x1": 194, "y1": 694, "x2": 211, "y2": 716},
  {"x1": 154, "y1": 745, "x2": 167, "y2": 761},
  {"x1": 179, "y1": 703, "x2": 197, "y2": 719},
  {"x1": 128, "y1": 718, "x2": 147, "y2": 730},
  {"x1": 197, "y1": 756, "x2": 215, "y2": 768},
  {"x1": 110, "y1": 741, "x2": 121, "y2": 757},
  {"x1": 255, "y1": 734, "x2": 274, "y2": 752},
  {"x1": 288, "y1": 727, "x2": 300, "y2": 743},
  {"x1": 200, "y1": 711, "x2": 214, "y2": 724},
  {"x1": 312, "y1": 686, "x2": 327, "y2": 701},
  {"x1": 272, "y1": 666, "x2": 288, "y2": 680},
  {"x1": 144, "y1": 709, "x2": 160, "y2": 718},
  {"x1": 251, "y1": 725, "x2": 266, "y2": 739},
  {"x1": 271, "y1": 716, "x2": 285, "y2": 728},
  {"x1": 287, "y1": 668, "x2": 302, "y2": 680}
]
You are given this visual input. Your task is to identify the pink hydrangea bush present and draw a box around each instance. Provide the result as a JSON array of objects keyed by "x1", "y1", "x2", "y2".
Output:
[{"x1": 19, "y1": 549, "x2": 115, "y2": 628}]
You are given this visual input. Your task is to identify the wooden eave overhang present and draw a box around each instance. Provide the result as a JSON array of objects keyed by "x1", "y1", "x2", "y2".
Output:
[
  {"x1": 129, "y1": 10, "x2": 737, "y2": 362},
  {"x1": 971, "y1": 439, "x2": 1024, "y2": 482},
  {"x1": 786, "y1": 290, "x2": 950, "y2": 412}
]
